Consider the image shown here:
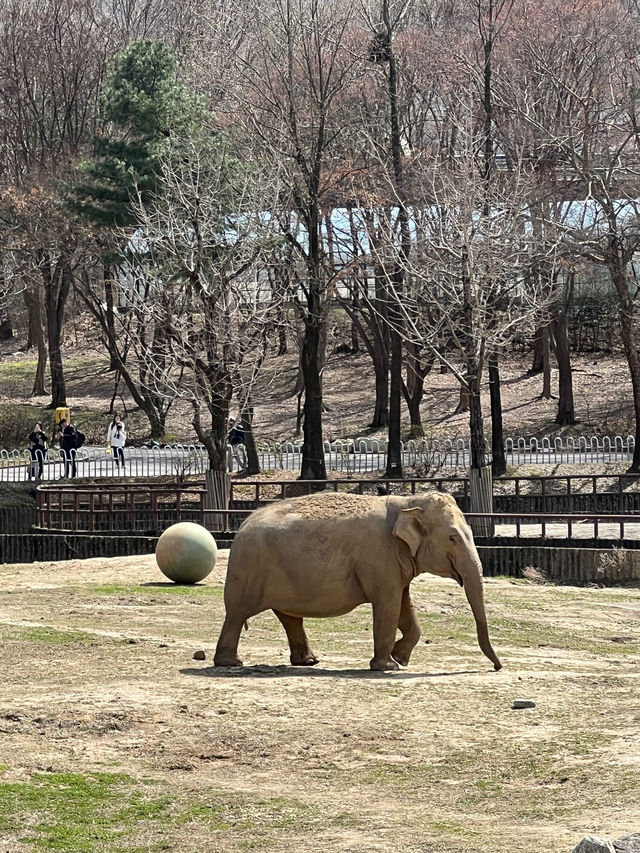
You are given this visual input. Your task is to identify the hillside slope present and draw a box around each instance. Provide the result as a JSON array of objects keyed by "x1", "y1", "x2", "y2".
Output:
[{"x1": 0, "y1": 335, "x2": 633, "y2": 444}]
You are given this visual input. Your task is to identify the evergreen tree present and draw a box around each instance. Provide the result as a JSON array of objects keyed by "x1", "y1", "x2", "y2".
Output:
[{"x1": 71, "y1": 39, "x2": 197, "y2": 228}]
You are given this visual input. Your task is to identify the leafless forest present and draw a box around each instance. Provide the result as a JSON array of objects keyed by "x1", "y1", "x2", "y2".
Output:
[{"x1": 1, "y1": 0, "x2": 640, "y2": 477}]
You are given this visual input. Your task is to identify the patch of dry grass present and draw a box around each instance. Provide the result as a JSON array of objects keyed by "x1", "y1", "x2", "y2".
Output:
[{"x1": 1, "y1": 553, "x2": 639, "y2": 851}]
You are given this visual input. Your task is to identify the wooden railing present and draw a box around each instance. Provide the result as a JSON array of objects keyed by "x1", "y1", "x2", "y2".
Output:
[
  {"x1": 34, "y1": 480, "x2": 640, "y2": 544},
  {"x1": 469, "y1": 512, "x2": 640, "y2": 543},
  {"x1": 35, "y1": 483, "x2": 236, "y2": 534}
]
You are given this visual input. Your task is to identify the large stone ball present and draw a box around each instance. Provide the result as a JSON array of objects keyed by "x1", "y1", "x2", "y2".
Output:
[{"x1": 155, "y1": 522, "x2": 218, "y2": 584}]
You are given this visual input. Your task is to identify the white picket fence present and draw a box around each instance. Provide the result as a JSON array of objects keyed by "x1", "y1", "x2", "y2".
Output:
[
  {"x1": 503, "y1": 435, "x2": 636, "y2": 465},
  {"x1": 0, "y1": 434, "x2": 636, "y2": 483}
]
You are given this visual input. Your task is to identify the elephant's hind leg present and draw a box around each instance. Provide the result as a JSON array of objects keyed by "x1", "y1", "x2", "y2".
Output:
[
  {"x1": 391, "y1": 587, "x2": 421, "y2": 667},
  {"x1": 273, "y1": 610, "x2": 319, "y2": 666},
  {"x1": 214, "y1": 614, "x2": 245, "y2": 667}
]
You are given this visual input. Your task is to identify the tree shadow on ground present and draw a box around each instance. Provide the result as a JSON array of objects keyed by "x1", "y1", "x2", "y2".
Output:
[{"x1": 180, "y1": 664, "x2": 484, "y2": 680}]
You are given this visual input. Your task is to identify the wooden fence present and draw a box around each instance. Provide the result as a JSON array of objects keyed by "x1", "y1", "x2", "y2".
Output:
[{"x1": 33, "y1": 478, "x2": 640, "y2": 545}]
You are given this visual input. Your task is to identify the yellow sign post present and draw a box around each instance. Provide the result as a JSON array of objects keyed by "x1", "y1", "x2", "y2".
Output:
[{"x1": 54, "y1": 407, "x2": 70, "y2": 425}]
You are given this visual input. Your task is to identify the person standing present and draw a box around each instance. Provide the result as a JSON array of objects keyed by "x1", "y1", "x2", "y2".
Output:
[
  {"x1": 106, "y1": 413, "x2": 126, "y2": 470},
  {"x1": 28, "y1": 421, "x2": 48, "y2": 479},
  {"x1": 227, "y1": 417, "x2": 246, "y2": 472},
  {"x1": 55, "y1": 418, "x2": 66, "y2": 449},
  {"x1": 60, "y1": 420, "x2": 78, "y2": 478}
]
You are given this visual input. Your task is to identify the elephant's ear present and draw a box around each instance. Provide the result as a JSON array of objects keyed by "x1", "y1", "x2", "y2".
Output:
[{"x1": 393, "y1": 507, "x2": 424, "y2": 557}]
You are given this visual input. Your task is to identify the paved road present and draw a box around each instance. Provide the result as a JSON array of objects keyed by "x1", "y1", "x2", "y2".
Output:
[
  {"x1": 495, "y1": 521, "x2": 640, "y2": 540},
  {"x1": 1, "y1": 446, "x2": 200, "y2": 483},
  {"x1": 0, "y1": 444, "x2": 636, "y2": 484}
]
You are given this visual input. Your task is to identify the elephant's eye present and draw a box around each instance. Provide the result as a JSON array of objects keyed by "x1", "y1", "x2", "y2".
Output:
[{"x1": 449, "y1": 535, "x2": 457, "y2": 544}]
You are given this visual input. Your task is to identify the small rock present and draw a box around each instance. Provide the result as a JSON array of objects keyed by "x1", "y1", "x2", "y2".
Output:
[
  {"x1": 614, "y1": 833, "x2": 640, "y2": 853},
  {"x1": 127, "y1": 638, "x2": 137, "y2": 645},
  {"x1": 511, "y1": 698, "x2": 536, "y2": 709},
  {"x1": 570, "y1": 836, "x2": 616, "y2": 853},
  {"x1": 158, "y1": 643, "x2": 169, "y2": 649},
  {"x1": 193, "y1": 650, "x2": 206, "y2": 661}
]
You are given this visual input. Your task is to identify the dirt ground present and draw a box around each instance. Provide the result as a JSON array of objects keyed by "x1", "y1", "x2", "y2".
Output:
[
  {"x1": 1, "y1": 338, "x2": 635, "y2": 444},
  {"x1": 2, "y1": 551, "x2": 640, "y2": 852},
  {"x1": 252, "y1": 350, "x2": 637, "y2": 444}
]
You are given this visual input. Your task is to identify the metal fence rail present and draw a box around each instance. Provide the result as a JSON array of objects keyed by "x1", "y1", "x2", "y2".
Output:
[{"x1": 2, "y1": 433, "x2": 637, "y2": 483}]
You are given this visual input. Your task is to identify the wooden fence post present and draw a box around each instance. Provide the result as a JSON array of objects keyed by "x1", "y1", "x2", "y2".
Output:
[
  {"x1": 469, "y1": 464, "x2": 494, "y2": 538},
  {"x1": 204, "y1": 469, "x2": 230, "y2": 532}
]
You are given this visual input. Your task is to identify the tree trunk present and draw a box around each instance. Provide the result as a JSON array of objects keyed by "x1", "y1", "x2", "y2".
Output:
[
  {"x1": 115, "y1": 353, "x2": 167, "y2": 438},
  {"x1": 277, "y1": 324, "x2": 288, "y2": 356},
  {"x1": 193, "y1": 400, "x2": 229, "y2": 472},
  {"x1": 42, "y1": 255, "x2": 71, "y2": 408},
  {"x1": 386, "y1": 321, "x2": 403, "y2": 478},
  {"x1": 529, "y1": 326, "x2": 544, "y2": 374},
  {"x1": 468, "y1": 369, "x2": 488, "y2": 469},
  {"x1": 469, "y1": 464, "x2": 494, "y2": 537},
  {"x1": 24, "y1": 285, "x2": 47, "y2": 395},
  {"x1": 553, "y1": 280, "x2": 576, "y2": 426},
  {"x1": 351, "y1": 318, "x2": 360, "y2": 353},
  {"x1": 403, "y1": 341, "x2": 430, "y2": 438},
  {"x1": 0, "y1": 268, "x2": 12, "y2": 341},
  {"x1": 460, "y1": 245, "x2": 487, "y2": 471},
  {"x1": 300, "y1": 312, "x2": 326, "y2": 481},
  {"x1": 540, "y1": 325, "x2": 552, "y2": 400},
  {"x1": 204, "y1": 469, "x2": 230, "y2": 532},
  {"x1": 608, "y1": 245, "x2": 640, "y2": 471},
  {"x1": 371, "y1": 340, "x2": 389, "y2": 428},
  {"x1": 241, "y1": 402, "x2": 261, "y2": 476},
  {"x1": 405, "y1": 392, "x2": 423, "y2": 438},
  {"x1": 295, "y1": 390, "x2": 304, "y2": 436},
  {"x1": 489, "y1": 353, "x2": 506, "y2": 477},
  {"x1": 383, "y1": 5, "x2": 409, "y2": 480},
  {"x1": 103, "y1": 263, "x2": 119, "y2": 371},
  {"x1": 455, "y1": 385, "x2": 470, "y2": 414}
]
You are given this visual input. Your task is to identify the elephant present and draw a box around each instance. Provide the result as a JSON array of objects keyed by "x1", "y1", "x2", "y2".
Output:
[{"x1": 214, "y1": 490, "x2": 502, "y2": 672}]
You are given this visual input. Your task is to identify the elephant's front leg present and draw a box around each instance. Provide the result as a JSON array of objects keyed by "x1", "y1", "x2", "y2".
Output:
[
  {"x1": 274, "y1": 610, "x2": 319, "y2": 666},
  {"x1": 391, "y1": 587, "x2": 421, "y2": 667},
  {"x1": 370, "y1": 593, "x2": 403, "y2": 671}
]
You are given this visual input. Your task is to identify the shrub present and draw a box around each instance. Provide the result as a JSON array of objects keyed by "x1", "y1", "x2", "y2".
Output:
[{"x1": 0, "y1": 404, "x2": 53, "y2": 449}]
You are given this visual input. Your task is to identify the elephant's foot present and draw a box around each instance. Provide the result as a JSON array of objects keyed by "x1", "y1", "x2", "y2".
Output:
[
  {"x1": 213, "y1": 652, "x2": 243, "y2": 667},
  {"x1": 370, "y1": 656, "x2": 400, "y2": 672},
  {"x1": 391, "y1": 641, "x2": 412, "y2": 667},
  {"x1": 290, "y1": 652, "x2": 320, "y2": 666}
]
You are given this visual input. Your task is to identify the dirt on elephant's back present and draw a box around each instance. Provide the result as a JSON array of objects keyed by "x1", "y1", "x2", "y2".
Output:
[{"x1": 278, "y1": 491, "x2": 378, "y2": 519}]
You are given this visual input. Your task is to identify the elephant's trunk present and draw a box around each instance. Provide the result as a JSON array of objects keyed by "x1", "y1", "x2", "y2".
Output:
[{"x1": 461, "y1": 551, "x2": 502, "y2": 671}]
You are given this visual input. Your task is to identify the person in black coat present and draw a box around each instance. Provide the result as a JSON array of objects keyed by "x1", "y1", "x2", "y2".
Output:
[
  {"x1": 28, "y1": 421, "x2": 48, "y2": 479},
  {"x1": 60, "y1": 420, "x2": 78, "y2": 478},
  {"x1": 227, "y1": 418, "x2": 246, "y2": 471}
]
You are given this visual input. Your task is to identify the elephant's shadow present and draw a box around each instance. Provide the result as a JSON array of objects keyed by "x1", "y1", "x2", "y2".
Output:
[{"x1": 180, "y1": 665, "x2": 483, "y2": 680}]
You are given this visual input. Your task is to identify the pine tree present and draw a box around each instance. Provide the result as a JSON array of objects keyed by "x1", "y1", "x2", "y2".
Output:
[{"x1": 71, "y1": 39, "x2": 197, "y2": 228}]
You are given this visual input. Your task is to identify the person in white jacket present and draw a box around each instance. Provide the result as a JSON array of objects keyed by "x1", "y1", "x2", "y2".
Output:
[{"x1": 106, "y1": 413, "x2": 126, "y2": 469}]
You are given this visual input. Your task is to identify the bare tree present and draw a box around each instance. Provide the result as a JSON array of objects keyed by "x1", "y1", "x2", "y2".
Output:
[
  {"x1": 360, "y1": 0, "x2": 415, "y2": 478},
  {"x1": 0, "y1": 0, "x2": 107, "y2": 405},
  {"x1": 216, "y1": 0, "x2": 363, "y2": 480},
  {"x1": 403, "y1": 125, "x2": 555, "y2": 476},
  {"x1": 509, "y1": 0, "x2": 640, "y2": 468},
  {"x1": 127, "y1": 135, "x2": 284, "y2": 477}
]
